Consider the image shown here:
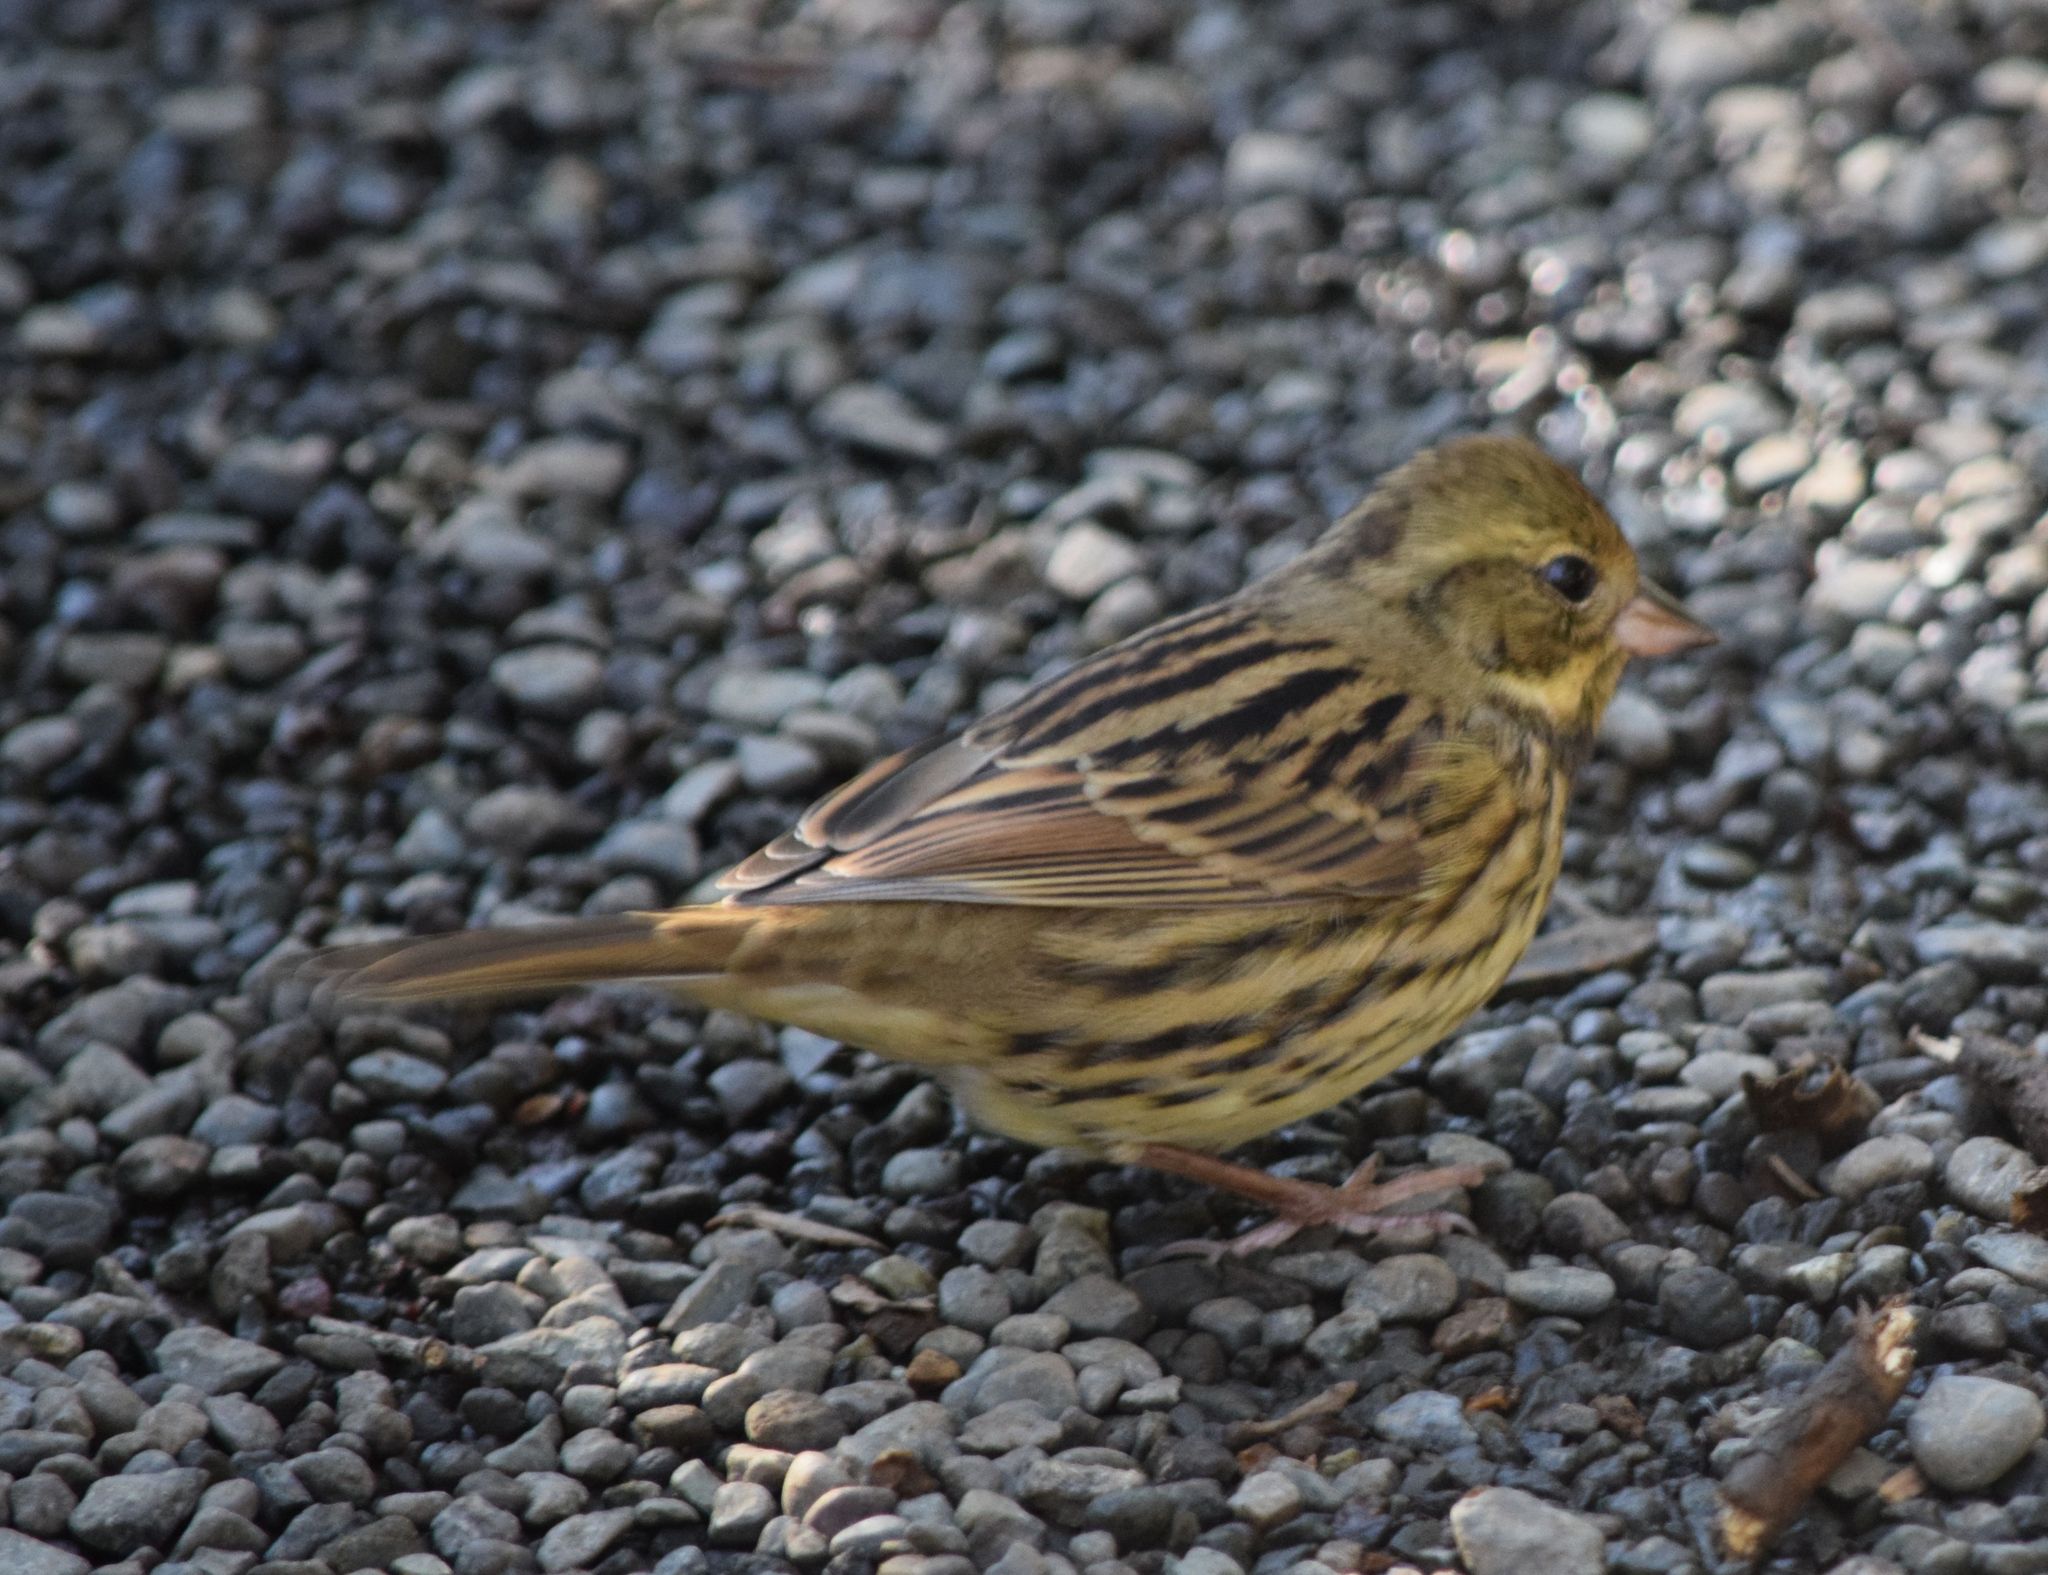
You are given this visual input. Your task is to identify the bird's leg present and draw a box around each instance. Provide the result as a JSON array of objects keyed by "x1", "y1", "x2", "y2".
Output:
[{"x1": 1128, "y1": 1144, "x2": 1486, "y2": 1258}]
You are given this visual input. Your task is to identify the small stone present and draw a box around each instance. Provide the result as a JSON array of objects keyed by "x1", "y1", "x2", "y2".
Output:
[
  {"x1": 1599, "y1": 690, "x2": 1673, "y2": 770},
  {"x1": 114, "y1": 1134, "x2": 210, "y2": 1198},
  {"x1": 1658, "y1": 1266, "x2": 1749, "y2": 1348},
  {"x1": 1913, "y1": 925, "x2": 2048, "y2": 980},
  {"x1": 882, "y1": 1148, "x2": 964, "y2": 1199},
  {"x1": 153, "y1": 1325, "x2": 286, "y2": 1394},
  {"x1": 709, "y1": 1479, "x2": 778, "y2": 1545},
  {"x1": 0, "y1": 1527, "x2": 90, "y2": 1575},
  {"x1": 69, "y1": 1467, "x2": 206, "y2": 1556},
  {"x1": 463, "y1": 785, "x2": 590, "y2": 853},
  {"x1": 490, "y1": 645, "x2": 606, "y2": 716},
  {"x1": 814, "y1": 384, "x2": 948, "y2": 462},
  {"x1": 1451, "y1": 1486, "x2": 1605, "y2": 1575},
  {"x1": 747, "y1": 1390, "x2": 846, "y2": 1452},
  {"x1": 1044, "y1": 522, "x2": 1145, "y2": 601},
  {"x1": 707, "y1": 1059, "x2": 793, "y2": 1126},
  {"x1": 1946, "y1": 1137, "x2": 2038, "y2": 1221},
  {"x1": 1224, "y1": 131, "x2": 1338, "y2": 198},
  {"x1": 1825, "y1": 1134, "x2": 1935, "y2": 1201},
  {"x1": 1733, "y1": 433, "x2": 1812, "y2": 495},
  {"x1": 1227, "y1": 1470, "x2": 1302, "y2": 1531},
  {"x1": 1970, "y1": 1232, "x2": 2048, "y2": 1290},
  {"x1": 348, "y1": 1049, "x2": 449, "y2": 1102},
  {"x1": 1909, "y1": 1375, "x2": 2045, "y2": 1491},
  {"x1": 1503, "y1": 1266, "x2": 1616, "y2": 1318},
  {"x1": 1373, "y1": 1391, "x2": 1476, "y2": 1452},
  {"x1": 1346, "y1": 1255, "x2": 1460, "y2": 1324},
  {"x1": 1648, "y1": 17, "x2": 1752, "y2": 95},
  {"x1": 1303, "y1": 1308, "x2": 1381, "y2": 1365},
  {"x1": 1038, "y1": 1275, "x2": 1150, "y2": 1340},
  {"x1": 1561, "y1": 93, "x2": 1654, "y2": 163},
  {"x1": 537, "y1": 1507, "x2": 634, "y2": 1572},
  {"x1": 490, "y1": 436, "x2": 631, "y2": 501}
]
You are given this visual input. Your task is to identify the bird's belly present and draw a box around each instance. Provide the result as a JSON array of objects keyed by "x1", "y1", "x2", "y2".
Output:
[{"x1": 962, "y1": 896, "x2": 1550, "y2": 1155}]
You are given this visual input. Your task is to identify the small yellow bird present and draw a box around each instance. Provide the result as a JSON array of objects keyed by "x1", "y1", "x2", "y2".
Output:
[{"x1": 313, "y1": 436, "x2": 1712, "y2": 1247}]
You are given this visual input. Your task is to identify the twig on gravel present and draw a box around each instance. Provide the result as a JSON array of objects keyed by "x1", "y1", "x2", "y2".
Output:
[
  {"x1": 1229, "y1": 1379, "x2": 1359, "y2": 1443},
  {"x1": 707, "y1": 1206, "x2": 886, "y2": 1251},
  {"x1": 1717, "y1": 1299, "x2": 1918, "y2": 1560},
  {"x1": 307, "y1": 1316, "x2": 477, "y2": 1375}
]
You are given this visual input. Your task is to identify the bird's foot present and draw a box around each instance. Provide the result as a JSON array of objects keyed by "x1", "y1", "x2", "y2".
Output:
[{"x1": 1128, "y1": 1144, "x2": 1485, "y2": 1258}]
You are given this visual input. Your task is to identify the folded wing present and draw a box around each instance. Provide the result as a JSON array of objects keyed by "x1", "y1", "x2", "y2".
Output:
[{"x1": 719, "y1": 603, "x2": 1501, "y2": 908}]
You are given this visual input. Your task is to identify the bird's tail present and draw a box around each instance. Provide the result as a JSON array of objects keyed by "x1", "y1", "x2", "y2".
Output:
[{"x1": 300, "y1": 908, "x2": 757, "y2": 1006}]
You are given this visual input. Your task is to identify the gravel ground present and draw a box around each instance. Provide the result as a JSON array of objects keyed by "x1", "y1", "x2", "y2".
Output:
[{"x1": 6, "y1": 2, "x2": 2048, "y2": 1574}]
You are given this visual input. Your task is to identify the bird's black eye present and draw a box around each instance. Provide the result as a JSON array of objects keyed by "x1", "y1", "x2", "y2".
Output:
[{"x1": 1541, "y1": 554, "x2": 1598, "y2": 604}]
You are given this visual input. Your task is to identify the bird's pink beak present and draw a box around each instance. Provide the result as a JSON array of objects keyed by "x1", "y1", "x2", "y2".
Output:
[{"x1": 1615, "y1": 580, "x2": 1716, "y2": 658}]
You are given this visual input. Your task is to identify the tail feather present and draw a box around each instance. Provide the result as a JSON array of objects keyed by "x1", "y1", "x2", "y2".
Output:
[{"x1": 301, "y1": 909, "x2": 751, "y2": 1006}]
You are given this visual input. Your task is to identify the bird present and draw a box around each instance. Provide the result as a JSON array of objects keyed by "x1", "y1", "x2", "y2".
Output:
[{"x1": 308, "y1": 435, "x2": 1714, "y2": 1250}]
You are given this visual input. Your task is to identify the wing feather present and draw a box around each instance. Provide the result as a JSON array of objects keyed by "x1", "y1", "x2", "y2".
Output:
[{"x1": 717, "y1": 602, "x2": 1507, "y2": 909}]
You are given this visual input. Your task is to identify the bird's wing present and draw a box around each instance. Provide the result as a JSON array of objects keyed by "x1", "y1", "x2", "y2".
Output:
[{"x1": 719, "y1": 603, "x2": 1507, "y2": 908}]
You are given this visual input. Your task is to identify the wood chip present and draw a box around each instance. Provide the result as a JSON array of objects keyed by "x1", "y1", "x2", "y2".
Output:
[
  {"x1": 1742, "y1": 1059, "x2": 1881, "y2": 1152},
  {"x1": 2012, "y1": 1169, "x2": 2048, "y2": 1236},
  {"x1": 1718, "y1": 1299, "x2": 1918, "y2": 1560},
  {"x1": 1877, "y1": 1464, "x2": 1925, "y2": 1505},
  {"x1": 1919, "y1": 1029, "x2": 2048, "y2": 1163},
  {"x1": 1593, "y1": 1393, "x2": 1646, "y2": 1440}
]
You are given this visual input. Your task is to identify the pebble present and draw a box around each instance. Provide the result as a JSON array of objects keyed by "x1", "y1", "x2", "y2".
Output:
[
  {"x1": 1825, "y1": 1134, "x2": 1935, "y2": 1201},
  {"x1": 1372, "y1": 1391, "x2": 1476, "y2": 1452},
  {"x1": 1451, "y1": 1487, "x2": 1606, "y2": 1575},
  {"x1": 1227, "y1": 1470, "x2": 1302, "y2": 1531},
  {"x1": 1945, "y1": 1137, "x2": 2037, "y2": 1222},
  {"x1": 814, "y1": 384, "x2": 948, "y2": 462},
  {"x1": 1658, "y1": 1266, "x2": 1750, "y2": 1348},
  {"x1": 0, "y1": 1529, "x2": 89, "y2": 1575},
  {"x1": 1909, "y1": 1376, "x2": 2045, "y2": 1491},
  {"x1": 152, "y1": 1327, "x2": 286, "y2": 1394},
  {"x1": 1503, "y1": 1266, "x2": 1617, "y2": 1318},
  {"x1": 1346, "y1": 1255, "x2": 1460, "y2": 1324},
  {"x1": 69, "y1": 1468, "x2": 207, "y2": 1556},
  {"x1": 490, "y1": 645, "x2": 606, "y2": 716}
]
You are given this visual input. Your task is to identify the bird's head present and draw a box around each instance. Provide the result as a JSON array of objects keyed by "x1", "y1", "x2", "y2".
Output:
[{"x1": 1294, "y1": 434, "x2": 1714, "y2": 739}]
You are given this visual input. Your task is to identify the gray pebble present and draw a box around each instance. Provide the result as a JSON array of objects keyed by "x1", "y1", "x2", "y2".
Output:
[
  {"x1": 1451, "y1": 1486, "x2": 1605, "y2": 1575},
  {"x1": 1909, "y1": 1375, "x2": 2045, "y2": 1491},
  {"x1": 68, "y1": 1468, "x2": 206, "y2": 1556},
  {"x1": 1503, "y1": 1266, "x2": 1617, "y2": 1318},
  {"x1": 1945, "y1": 1137, "x2": 2038, "y2": 1221},
  {"x1": 1825, "y1": 1134, "x2": 1935, "y2": 1201},
  {"x1": 152, "y1": 1327, "x2": 286, "y2": 1395},
  {"x1": 1347, "y1": 1254, "x2": 1461, "y2": 1324},
  {"x1": 1373, "y1": 1391, "x2": 1476, "y2": 1452}
]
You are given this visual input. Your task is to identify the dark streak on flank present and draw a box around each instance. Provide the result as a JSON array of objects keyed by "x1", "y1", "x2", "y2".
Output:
[{"x1": 1191, "y1": 1042, "x2": 1282, "y2": 1078}]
